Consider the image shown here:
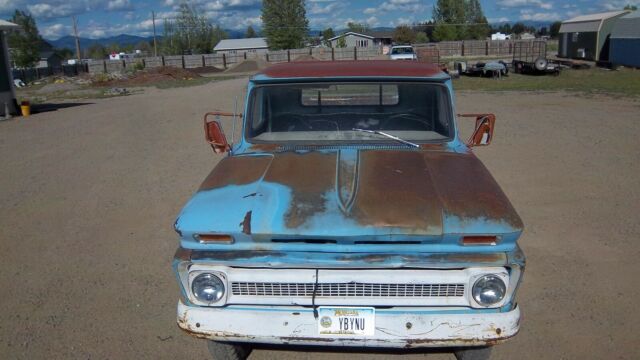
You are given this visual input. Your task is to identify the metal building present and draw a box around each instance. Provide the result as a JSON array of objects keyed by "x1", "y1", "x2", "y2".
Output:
[
  {"x1": 0, "y1": 20, "x2": 19, "y2": 117},
  {"x1": 214, "y1": 38, "x2": 269, "y2": 57},
  {"x1": 610, "y1": 11, "x2": 640, "y2": 68},
  {"x1": 558, "y1": 11, "x2": 629, "y2": 61}
]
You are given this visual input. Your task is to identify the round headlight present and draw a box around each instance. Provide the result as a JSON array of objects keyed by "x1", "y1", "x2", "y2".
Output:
[
  {"x1": 192, "y1": 273, "x2": 225, "y2": 303},
  {"x1": 472, "y1": 275, "x2": 506, "y2": 306}
]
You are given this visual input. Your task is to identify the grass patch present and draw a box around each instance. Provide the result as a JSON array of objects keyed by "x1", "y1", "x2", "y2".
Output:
[{"x1": 453, "y1": 67, "x2": 640, "y2": 97}]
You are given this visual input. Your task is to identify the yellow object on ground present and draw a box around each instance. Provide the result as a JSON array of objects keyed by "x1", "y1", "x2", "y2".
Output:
[{"x1": 20, "y1": 102, "x2": 31, "y2": 117}]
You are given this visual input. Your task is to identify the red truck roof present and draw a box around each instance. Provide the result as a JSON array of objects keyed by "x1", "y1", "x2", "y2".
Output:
[{"x1": 256, "y1": 60, "x2": 445, "y2": 79}]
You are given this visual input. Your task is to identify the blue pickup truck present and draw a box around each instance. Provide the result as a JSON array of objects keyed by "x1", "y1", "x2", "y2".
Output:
[{"x1": 173, "y1": 60, "x2": 525, "y2": 360}]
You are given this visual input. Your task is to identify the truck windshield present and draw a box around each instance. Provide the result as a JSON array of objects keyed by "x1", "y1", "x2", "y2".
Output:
[
  {"x1": 391, "y1": 47, "x2": 414, "y2": 55},
  {"x1": 247, "y1": 82, "x2": 452, "y2": 143}
]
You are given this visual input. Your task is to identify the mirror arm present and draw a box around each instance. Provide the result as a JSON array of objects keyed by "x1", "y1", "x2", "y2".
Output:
[
  {"x1": 204, "y1": 112, "x2": 243, "y2": 154},
  {"x1": 457, "y1": 113, "x2": 496, "y2": 147}
]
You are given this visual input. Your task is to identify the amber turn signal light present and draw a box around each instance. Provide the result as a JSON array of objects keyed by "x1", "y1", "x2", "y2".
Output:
[
  {"x1": 195, "y1": 234, "x2": 234, "y2": 244},
  {"x1": 462, "y1": 236, "x2": 497, "y2": 246}
]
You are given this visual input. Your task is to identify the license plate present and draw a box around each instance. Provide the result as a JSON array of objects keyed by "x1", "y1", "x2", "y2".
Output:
[{"x1": 317, "y1": 307, "x2": 375, "y2": 336}]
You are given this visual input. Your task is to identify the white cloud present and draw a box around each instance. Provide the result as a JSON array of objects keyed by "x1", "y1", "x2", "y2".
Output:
[
  {"x1": 488, "y1": 17, "x2": 510, "y2": 23},
  {"x1": 41, "y1": 23, "x2": 69, "y2": 39},
  {"x1": 366, "y1": 16, "x2": 379, "y2": 26},
  {"x1": 363, "y1": 7, "x2": 377, "y2": 14},
  {"x1": 601, "y1": 0, "x2": 640, "y2": 11},
  {"x1": 497, "y1": 0, "x2": 553, "y2": 10},
  {"x1": 380, "y1": 0, "x2": 426, "y2": 13},
  {"x1": 519, "y1": 9, "x2": 561, "y2": 21},
  {"x1": 107, "y1": 0, "x2": 132, "y2": 11},
  {"x1": 309, "y1": 1, "x2": 344, "y2": 15}
]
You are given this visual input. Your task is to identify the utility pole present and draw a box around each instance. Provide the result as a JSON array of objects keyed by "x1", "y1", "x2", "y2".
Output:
[
  {"x1": 152, "y1": 11, "x2": 158, "y2": 57},
  {"x1": 72, "y1": 16, "x2": 81, "y2": 60}
]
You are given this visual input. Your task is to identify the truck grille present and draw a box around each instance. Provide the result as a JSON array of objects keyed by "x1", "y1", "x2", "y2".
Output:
[{"x1": 231, "y1": 282, "x2": 465, "y2": 298}]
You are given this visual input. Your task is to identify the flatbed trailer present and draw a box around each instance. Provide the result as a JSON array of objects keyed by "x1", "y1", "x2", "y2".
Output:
[{"x1": 513, "y1": 40, "x2": 560, "y2": 75}]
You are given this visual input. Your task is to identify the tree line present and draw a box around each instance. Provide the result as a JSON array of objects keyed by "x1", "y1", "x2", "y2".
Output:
[{"x1": 11, "y1": 0, "x2": 634, "y2": 68}]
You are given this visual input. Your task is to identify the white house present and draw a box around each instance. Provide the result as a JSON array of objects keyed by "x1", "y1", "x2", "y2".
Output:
[
  {"x1": 491, "y1": 32, "x2": 511, "y2": 40},
  {"x1": 214, "y1": 38, "x2": 269, "y2": 56},
  {"x1": 327, "y1": 31, "x2": 393, "y2": 48}
]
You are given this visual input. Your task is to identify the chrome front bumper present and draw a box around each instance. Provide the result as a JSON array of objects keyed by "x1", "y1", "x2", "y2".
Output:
[{"x1": 177, "y1": 301, "x2": 521, "y2": 348}]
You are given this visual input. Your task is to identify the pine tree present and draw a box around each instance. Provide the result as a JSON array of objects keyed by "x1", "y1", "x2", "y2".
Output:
[
  {"x1": 7, "y1": 10, "x2": 42, "y2": 68},
  {"x1": 465, "y1": 0, "x2": 489, "y2": 40},
  {"x1": 262, "y1": 0, "x2": 309, "y2": 50},
  {"x1": 160, "y1": 1, "x2": 221, "y2": 55},
  {"x1": 245, "y1": 26, "x2": 257, "y2": 38},
  {"x1": 321, "y1": 28, "x2": 335, "y2": 46},
  {"x1": 432, "y1": 0, "x2": 466, "y2": 41},
  {"x1": 393, "y1": 25, "x2": 416, "y2": 44},
  {"x1": 347, "y1": 22, "x2": 370, "y2": 34}
]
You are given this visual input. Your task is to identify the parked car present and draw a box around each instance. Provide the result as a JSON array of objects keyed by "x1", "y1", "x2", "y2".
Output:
[
  {"x1": 173, "y1": 61, "x2": 525, "y2": 360},
  {"x1": 389, "y1": 45, "x2": 417, "y2": 60}
]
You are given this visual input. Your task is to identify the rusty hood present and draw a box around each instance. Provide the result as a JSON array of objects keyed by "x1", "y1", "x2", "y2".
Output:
[{"x1": 176, "y1": 149, "x2": 523, "y2": 246}]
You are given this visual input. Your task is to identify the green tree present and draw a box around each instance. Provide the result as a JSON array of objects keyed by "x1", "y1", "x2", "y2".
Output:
[
  {"x1": 262, "y1": 0, "x2": 309, "y2": 50},
  {"x1": 549, "y1": 21, "x2": 561, "y2": 38},
  {"x1": 336, "y1": 36, "x2": 347, "y2": 48},
  {"x1": 415, "y1": 31, "x2": 429, "y2": 43},
  {"x1": 393, "y1": 25, "x2": 416, "y2": 44},
  {"x1": 512, "y1": 22, "x2": 526, "y2": 34},
  {"x1": 87, "y1": 44, "x2": 108, "y2": 59},
  {"x1": 432, "y1": 0, "x2": 466, "y2": 41},
  {"x1": 321, "y1": 27, "x2": 335, "y2": 46},
  {"x1": 212, "y1": 25, "x2": 228, "y2": 48},
  {"x1": 54, "y1": 48, "x2": 74, "y2": 60},
  {"x1": 161, "y1": 1, "x2": 220, "y2": 55},
  {"x1": 347, "y1": 22, "x2": 370, "y2": 34},
  {"x1": 7, "y1": 10, "x2": 42, "y2": 68},
  {"x1": 624, "y1": 4, "x2": 638, "y2": 10},
  {"x1": 134, "y1": 41, "x2": 152, "y2": 55},
  {"x1": 245, "y1": 25, "x2": 257, "y2": 38},
  {"x1": 464, "y1": 0, "x2": 489, "y2": 39}
]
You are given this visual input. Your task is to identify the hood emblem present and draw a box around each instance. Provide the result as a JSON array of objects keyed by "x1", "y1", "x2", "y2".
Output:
[{"x1": 336, "y1": 149, "x2": 360, "y2": 213}]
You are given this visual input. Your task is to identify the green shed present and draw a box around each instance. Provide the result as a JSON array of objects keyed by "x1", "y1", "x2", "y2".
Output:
[{"x1": 558, "y1": 11, "x2": 629, "y2": 62}]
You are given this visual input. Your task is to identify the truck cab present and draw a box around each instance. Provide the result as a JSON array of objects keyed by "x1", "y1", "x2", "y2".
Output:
[{"x1": 173, "y1": 61, "x2": 525, "y2": 360}]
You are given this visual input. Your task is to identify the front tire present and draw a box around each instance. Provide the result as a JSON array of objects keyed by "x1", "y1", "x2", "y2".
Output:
[
  {"x1": 207, "y1": 341, "x2": 252, "y2": 360},
  {"x1": 454, "y1": 346, "x2": 493, "y2": 360}
]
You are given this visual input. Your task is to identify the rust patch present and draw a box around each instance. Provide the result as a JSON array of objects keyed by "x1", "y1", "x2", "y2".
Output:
[
  {"x1": 279, "y1": 336, "x2": 336, "y2": 343},
  {"x1": 173, "y1": 247, "x2": 192, "y2": 262},
  {"x1": 262, "y1": 152, "x2": 336, "y2": 228},
  {"x1": 259, "y1": 60, "x2": 443, "y2": 79},
  {"x1": 350, "y1": 150, "x2": 443, "y2": 233},
  {"x1": 191, "y1": 250, "x2": 286, "y2": 261},
  {"x1": 247, "y1": 143, "x2": 280, "y2": 152},
  {"x1": 336, "y1": 252, "x2": 505, "y2": 265},
  {"x1": 199, "y1": 155, "x2": 272, "y2": 191},
  {"x1": 423, "y1": 152, "x2": 523, "y2": 229},
  {"x1": 240, "y1": 211, "x2": 252, "y2": 234}
]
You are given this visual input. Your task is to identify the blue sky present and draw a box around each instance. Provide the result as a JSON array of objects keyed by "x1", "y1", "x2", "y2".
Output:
[{"x1": 1, "y1": 0, "x2": 637, "y2": 40}]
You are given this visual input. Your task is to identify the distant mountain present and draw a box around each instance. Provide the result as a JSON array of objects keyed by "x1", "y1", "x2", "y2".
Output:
[
  {"x1": 46, "y1": 30, "x2": 249, "y2": 51},
  {"x1": 46, "y1": 34, "x2": 156, "y2": 50}
]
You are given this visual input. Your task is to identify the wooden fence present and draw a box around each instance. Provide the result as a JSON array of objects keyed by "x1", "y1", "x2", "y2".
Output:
[
  {"x1": 82, "y1": 39, "x2": 556, "y2": 75},
  {"x1": 87, "y1": 46, "x2": 382, "y2": 74},
  {"x1": 12, "y1": 64, "x2": 89, "y2": 82}
]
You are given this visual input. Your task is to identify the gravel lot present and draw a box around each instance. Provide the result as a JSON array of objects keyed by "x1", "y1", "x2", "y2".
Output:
[{"x1": 1, "y1": 78, "x2": 639, "y2": 360}]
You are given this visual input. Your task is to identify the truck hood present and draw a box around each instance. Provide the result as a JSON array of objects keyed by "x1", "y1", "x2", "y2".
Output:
[{"x1": 176, "y1": 149, "x2": 523, "y2": 247}]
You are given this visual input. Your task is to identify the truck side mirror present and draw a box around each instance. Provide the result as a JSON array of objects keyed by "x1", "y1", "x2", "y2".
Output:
[
  {"x1": 459, "y1": 114, "x2": 496, "y2": 147},
  {"x1": 204, "y1": 112, "x2": 237, "y2": 154}
]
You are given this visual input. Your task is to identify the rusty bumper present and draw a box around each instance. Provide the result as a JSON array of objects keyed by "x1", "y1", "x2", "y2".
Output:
[{"x1": 177, "y1": 301, "x2": 520, "y2": 348}]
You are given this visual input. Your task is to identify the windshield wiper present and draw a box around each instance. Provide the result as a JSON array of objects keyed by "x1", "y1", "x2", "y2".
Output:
[{"x1": 352, "y1": 128, "x2": 420, "y2": 148}]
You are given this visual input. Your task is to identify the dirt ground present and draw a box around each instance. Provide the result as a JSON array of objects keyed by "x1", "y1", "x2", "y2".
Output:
[{"x1": 1, "y1": 78, "x2": 639, "y2": 360}]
